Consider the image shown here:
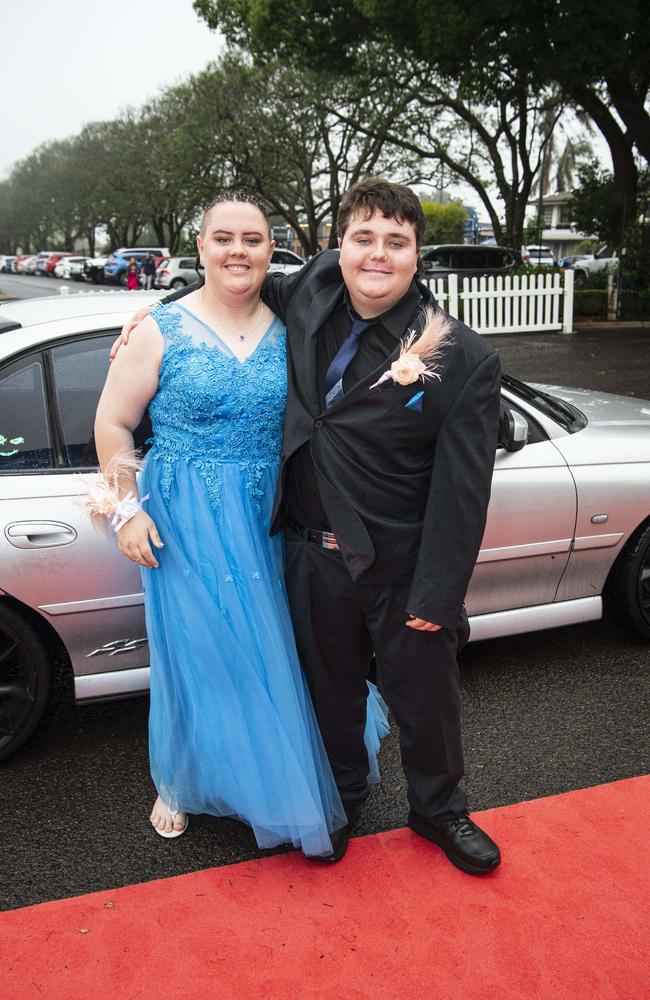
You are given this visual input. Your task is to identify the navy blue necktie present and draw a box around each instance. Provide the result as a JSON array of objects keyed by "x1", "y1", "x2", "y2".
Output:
[{"x1": 324, "y1": 309, "x2": 372, "y2": 408}]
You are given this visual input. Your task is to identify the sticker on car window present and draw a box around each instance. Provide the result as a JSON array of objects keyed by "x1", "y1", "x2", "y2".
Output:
[{"x1": 0, "y1": 434, "x2": 25, "y2": 458}]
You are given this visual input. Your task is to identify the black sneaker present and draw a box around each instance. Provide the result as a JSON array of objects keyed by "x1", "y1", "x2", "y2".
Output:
[{"x1": 408, "y1": 810, "x2": 501, "y2": 875}]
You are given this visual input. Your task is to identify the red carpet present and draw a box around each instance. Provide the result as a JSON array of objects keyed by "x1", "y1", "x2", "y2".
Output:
[{"x1": 2, "y1": 777, "x2": 648, "y2": 1000}]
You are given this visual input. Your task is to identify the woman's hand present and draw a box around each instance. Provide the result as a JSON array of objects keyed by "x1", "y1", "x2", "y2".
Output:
[
  {"x1": 109, "y1": 305, "x2": 154, "y2": 361},
  {"x1": 117, "y1": 510, "x2": 164, "y2": 568}
]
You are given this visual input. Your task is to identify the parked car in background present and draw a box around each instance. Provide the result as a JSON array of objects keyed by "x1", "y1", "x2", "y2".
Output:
[
  {"x1": 83, "y1": 254, "x2": 111, "y2": 284},
  {"x1": 420, "y1": 244, "x2": 518, "y2": 280},
  {"x1": 44, "y1": 253, "x2": 75, "y2": 277},
  {"x1": 521, "y1": 245, "x2": 557, "y2": 267},
  {"x1": 268, "y1": 248, "x2": 305, "y2": 274},
  {"x1": 14, "y1": 255, "x2": 31, "y2": 273},
  {"x1": 35, "y1": 252, "x2": 57, "y2": 275},
  {"x1": 154, "y1": 256, "x2": 198, "y2": 290},
  {"x1": 1, "y1": 256, "x2": 17, "y2": 273},
  {"x1": 21, "y1": 255, "x2": 38, "y2": 274},
  {"x1": 104, "y1": 247, "x2": 170, "y2": 286},
  {"x1": 57, "y1": 256, "x2": 90, "y2": 281},
  {"x1": 561, "y1": 254, "x2": 592, "y2": 269},
  {"x1": 572, "y1": 246, "x2": 619, "y2": 285},
  {"x1": 0, "y1": 291, "x2": 649, "y2": 762}
]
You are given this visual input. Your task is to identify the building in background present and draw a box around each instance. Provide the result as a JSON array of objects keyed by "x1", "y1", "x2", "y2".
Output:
[{"x1": 528, "y1": 192, "x2": 594, "y2": 260}]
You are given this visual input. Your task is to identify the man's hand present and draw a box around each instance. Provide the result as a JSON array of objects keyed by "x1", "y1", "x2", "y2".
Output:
[
  {"x1": 117, "y1": 510, "x2": 164, "y2": 568},
  {"x1": 405, "y1": 617, "x2": 442, "y2": 632},
  {"x1": 109, "y1": 305, "x2": 154, "y2": 361}
]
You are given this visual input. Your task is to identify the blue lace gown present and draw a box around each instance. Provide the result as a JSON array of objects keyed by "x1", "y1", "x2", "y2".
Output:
[{"x1": 139, "y1": 302, "x2": 388, "y2": 857}]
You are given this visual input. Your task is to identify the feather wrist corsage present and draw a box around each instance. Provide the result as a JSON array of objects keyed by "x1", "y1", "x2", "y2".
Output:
[
  {"x1": 80, "y1": 448, "x2": 148, "y2": 533},
  {"x1": 369, "y1": 306, "x2": 452, "y2": 390}
]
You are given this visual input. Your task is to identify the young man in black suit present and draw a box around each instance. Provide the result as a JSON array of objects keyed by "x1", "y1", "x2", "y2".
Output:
[{"x1": 118, "y1": 179, "x2": 501, "y2": 874}]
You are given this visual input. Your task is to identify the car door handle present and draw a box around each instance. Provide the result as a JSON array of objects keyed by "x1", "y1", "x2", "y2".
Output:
[{"x1": 5, "y1": 521, "x2": 78, "y2": 549}]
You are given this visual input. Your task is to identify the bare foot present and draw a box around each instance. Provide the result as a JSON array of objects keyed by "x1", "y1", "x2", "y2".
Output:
[{"x1": 150, "y1": 795, "x2": 187, "y2": 837}]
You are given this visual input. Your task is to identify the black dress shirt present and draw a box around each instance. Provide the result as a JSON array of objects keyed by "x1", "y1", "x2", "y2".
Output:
[{"x1": 286, "y1": 281, "x2": 422, "y2": 529}]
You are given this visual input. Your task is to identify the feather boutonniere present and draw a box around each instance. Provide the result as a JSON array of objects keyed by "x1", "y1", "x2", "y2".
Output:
[{"x1": 369, "y1": 306, "x2": 452, "y2": 390}]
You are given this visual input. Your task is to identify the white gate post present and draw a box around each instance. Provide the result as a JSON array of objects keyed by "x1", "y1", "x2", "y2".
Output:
[
  {"x1": 446, "y1": 272, "x2": 459, "y2": 319},
  {"x1": 561, "y1": 268, "x2": 575, "y2": 334}
]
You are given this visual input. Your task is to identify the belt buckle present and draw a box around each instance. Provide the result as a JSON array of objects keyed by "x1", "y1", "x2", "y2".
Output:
[{"x1": 320, "y1": 530, "x2": 339, "y2": 551}]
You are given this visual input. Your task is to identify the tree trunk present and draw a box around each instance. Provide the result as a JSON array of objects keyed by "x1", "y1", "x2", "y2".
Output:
[
  {"x1": 152, "y1": 218, "x2": 167, "y2": 247},
  {"x1": 573, "y1": 85, "x2": 638, "y2": 244},
  {"x1": 606, "y1": 75, "x2": 650, "y2": 165}
]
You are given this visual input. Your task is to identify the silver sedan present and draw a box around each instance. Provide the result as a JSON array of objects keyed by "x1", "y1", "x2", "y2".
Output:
[{"x1": 0, "y1": 292, "x2": 648, "y2": 760}]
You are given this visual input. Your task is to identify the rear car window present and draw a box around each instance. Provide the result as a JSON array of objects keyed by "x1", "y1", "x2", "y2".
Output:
[
  {"x1": 0, "y1": 356, "x2": 53, "y2": 471},
  {"x1": 50, "y1": 334, "x2": 118, "y2": 467},
  {"x1": 50, "y1": 333, "x2": 150, "y2": 468}
]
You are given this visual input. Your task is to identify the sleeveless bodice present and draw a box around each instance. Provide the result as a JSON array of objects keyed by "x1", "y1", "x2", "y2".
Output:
[{"x1": 147, "y1": 301, "x2": 287, "y2": 510}]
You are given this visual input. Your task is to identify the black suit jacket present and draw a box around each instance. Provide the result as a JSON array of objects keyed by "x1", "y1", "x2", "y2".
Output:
[{"x1": 261, "y1": 250, "x2": 501, "y2": 630}]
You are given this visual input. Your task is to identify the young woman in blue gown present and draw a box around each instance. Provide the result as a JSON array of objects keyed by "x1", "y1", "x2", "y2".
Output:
[{"x1": 94, "y1": 195, "x2": 387, "y2": 858}]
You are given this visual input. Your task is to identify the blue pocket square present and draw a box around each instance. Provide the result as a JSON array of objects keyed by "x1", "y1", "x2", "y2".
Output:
[{"x1": 404, "y1": 390, "x2": 424, "y2": 412}]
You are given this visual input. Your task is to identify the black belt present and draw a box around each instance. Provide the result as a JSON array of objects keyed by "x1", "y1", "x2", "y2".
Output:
[{"x1": 288, "y1": 520, "x2": 341, "y2": 552}]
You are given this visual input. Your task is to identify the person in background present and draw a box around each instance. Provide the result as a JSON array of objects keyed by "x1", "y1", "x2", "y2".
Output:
[
  {"x1": 126, "y1": 257, "x2": 139, "y2": 290},
  {"x1": 141, "y1": 252, "x2": 156, "y2": 290}
]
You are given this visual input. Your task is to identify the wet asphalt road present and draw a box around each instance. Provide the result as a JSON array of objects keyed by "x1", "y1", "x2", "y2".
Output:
[
  {"x1": 2, "y1": 326, "x2": 649, "y2": 911},
  {"x1": 0, "y1": 273, "x2": 114, "y2": 299}
]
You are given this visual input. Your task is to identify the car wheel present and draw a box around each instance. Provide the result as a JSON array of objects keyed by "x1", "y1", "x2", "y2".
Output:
[
  {"x1": 0, "y1": 604, "x2": 52, "y2": 761},
  {"x1": 609, "y1": 521, "x2": 650, "y2": 639},
  {"x1": 574, "y1": 270, "x2": 588, "y2": 287},
  {"x1": 119, "y1": 272, "x2": 128, "y2": 287},
  {"x1": 170, "y1": 278, "x2": 186, "y2": 290}
]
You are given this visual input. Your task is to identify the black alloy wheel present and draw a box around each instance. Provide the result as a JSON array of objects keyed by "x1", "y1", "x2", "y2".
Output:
[
  {"x1": 0, "y1": 605, "x2": 52, "y2": 762},
  {"x1": 610, "y1": 521, "x2": 650, "y2": 640}
]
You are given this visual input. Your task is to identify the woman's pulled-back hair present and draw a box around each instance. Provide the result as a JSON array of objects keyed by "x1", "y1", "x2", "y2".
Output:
[
  {"x1": 336, "y1": 177, "x2": 425, "y2": 247},
  {"x1": 199, "y1": 191, "x2": 271, "y2": 239}
]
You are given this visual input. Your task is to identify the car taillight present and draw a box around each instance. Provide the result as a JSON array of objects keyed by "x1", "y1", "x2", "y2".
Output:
[{"x1": 160, "y1": 269, "x2": 170, "y2": 276}]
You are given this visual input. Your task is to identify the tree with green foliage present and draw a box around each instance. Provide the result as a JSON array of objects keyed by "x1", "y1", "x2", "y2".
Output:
[
  {"x1": 421, "y1": 201, "x2": 467, "y2": 245},
  {"x1": 570, "y1": 163, "x2": 623, "y2": 247},
  {"x1": 319, "y1": 44, "x2": 566, "y2": 249},
  {"x1": 178, "y1": 53, "x2": 423, "y2": 255},
  {"x1": 194, "y1": 0, "x2": 649, "y2": 242}
]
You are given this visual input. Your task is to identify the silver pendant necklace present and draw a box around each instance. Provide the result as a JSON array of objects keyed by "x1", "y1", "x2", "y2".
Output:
[{"x1": 199, "y1": 291, "x2": 265, "y2": 342}]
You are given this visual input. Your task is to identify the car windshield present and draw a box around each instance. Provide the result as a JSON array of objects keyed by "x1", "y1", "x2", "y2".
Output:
[{"x1": 502, "y1": 374, "x2": 587, "y2": 432}]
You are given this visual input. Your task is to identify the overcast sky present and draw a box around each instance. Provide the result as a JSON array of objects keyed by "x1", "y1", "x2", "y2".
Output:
[{"x1": 2, "y1": 0, "x2": 223, "y2": 178}]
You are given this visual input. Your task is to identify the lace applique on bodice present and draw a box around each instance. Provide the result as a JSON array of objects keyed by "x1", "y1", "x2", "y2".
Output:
[{"x1": 147, "y1": 302, "x2": 287, "y2": 510}]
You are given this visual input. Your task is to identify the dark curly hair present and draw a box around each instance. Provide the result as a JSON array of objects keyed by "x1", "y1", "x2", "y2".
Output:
[{"x1": 336, "y1": 177, "x2": 425, "y2": 247}]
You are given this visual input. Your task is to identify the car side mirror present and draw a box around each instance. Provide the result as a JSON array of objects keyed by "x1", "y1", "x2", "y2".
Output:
[{"x1": 500, "y1": 407, "x2": 529, "y2": 452}]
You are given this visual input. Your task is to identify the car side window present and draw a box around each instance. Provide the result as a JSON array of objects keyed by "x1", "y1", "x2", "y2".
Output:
[
  {"x1": 50, "y1": 333, "x2": 151, "y2": 468},
  {"x1": 0, "y1": 354, "x2": 54, "y2": 471},
  {"x1": 422, "y1": 248, "x2": 453, "y2": 268}
]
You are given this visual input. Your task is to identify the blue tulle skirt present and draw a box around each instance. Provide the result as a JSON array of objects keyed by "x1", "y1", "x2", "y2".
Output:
[{"x1": 139, "y1": 454, "x2": 388, "y2": 857}]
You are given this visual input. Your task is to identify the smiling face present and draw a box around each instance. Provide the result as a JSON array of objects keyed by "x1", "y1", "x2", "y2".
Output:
[
  {"x1": 338, "y1": 208, "x2": 419, "y2": 318},
  {"x1": 196, "y1": 201, "x2": 274, "y2": 302}
]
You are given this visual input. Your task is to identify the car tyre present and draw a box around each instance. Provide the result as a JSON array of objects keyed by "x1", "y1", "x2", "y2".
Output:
[
  {"x1": 609, "y1": 521, "x2": 650, "y2": 640},
  {"x1": 0, "y1": 604, "x2": 52, "y2": 761},
  {"x1": 170, "y1": 278, "x2": 186, "y2": 290},
  {"x1": 574, "y1": 270, "x2": 588, "y2": 287}
]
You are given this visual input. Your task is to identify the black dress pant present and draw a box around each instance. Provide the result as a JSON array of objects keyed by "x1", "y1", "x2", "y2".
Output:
[{"x1": 284, "y1": 529, "x2": 470, "y2": 819}]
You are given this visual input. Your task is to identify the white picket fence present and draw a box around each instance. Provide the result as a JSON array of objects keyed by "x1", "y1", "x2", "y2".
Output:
[{"x1": 423, "y1": 269, "x2": 574, "y2": 335}]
